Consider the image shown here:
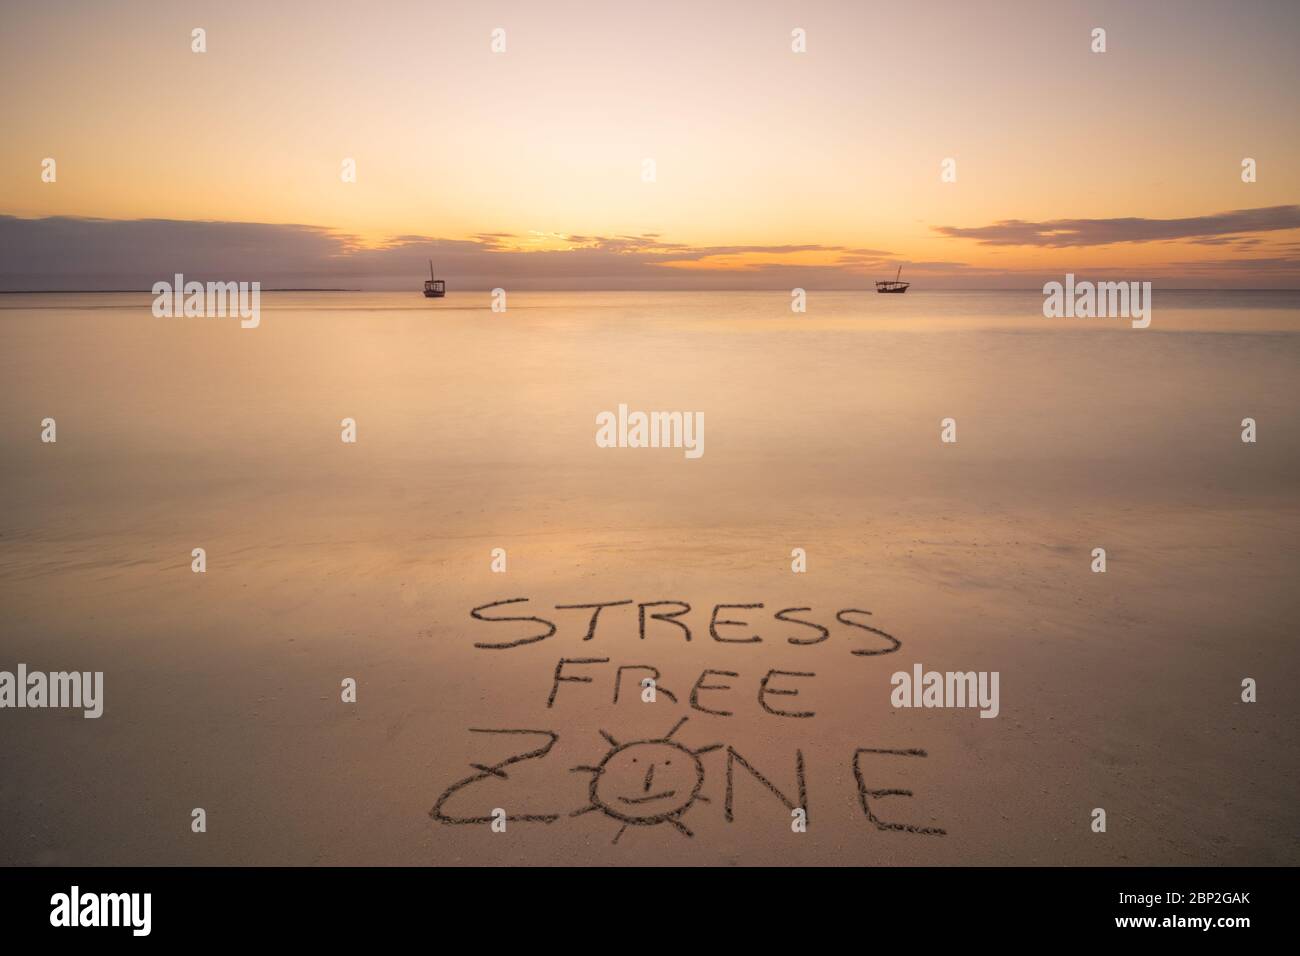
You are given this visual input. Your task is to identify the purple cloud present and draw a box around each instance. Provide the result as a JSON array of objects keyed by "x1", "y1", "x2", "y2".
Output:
[{"x1": 935, "y1": 205, "x2": 1300, "y2": 247}]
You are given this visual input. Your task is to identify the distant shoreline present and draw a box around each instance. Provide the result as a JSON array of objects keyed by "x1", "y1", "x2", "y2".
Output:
[{"x1": 0, "y1": 288, "x2": 364, "y2": 294}]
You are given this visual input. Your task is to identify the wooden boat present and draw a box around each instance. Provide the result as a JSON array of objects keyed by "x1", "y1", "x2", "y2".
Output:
[
  {"x1": 423, "y1": 260, "x2": 446, "y2": 298},
  {"x1": 875, "y1": 265, "x2": 910, "y2": 294}
]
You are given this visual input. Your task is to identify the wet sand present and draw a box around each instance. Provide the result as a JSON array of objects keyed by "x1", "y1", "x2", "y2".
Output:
[{"x1": 1, "y1": 290, "x2": 1297, "y2": 865}]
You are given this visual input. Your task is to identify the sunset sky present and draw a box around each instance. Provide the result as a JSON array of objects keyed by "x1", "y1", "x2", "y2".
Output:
[{"x1": 2, "y1": 0, "x2": 1298, "y2": 288}]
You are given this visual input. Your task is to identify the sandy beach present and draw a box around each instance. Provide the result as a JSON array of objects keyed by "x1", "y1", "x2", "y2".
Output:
[{"x1": 0, "y1": 289, "x2": 1297, "y2": 865}]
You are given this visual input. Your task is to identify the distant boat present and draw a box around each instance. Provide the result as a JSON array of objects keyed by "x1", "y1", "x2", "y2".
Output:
[
  {"x1": 423, "y1": 260, "x2": 446, "y2": 298},
  {"x1": 875, "y1": 265, "x2": 910, "y2": 294}
]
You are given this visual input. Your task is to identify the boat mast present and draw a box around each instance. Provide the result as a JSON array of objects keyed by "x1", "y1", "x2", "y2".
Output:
[{"x1": 428, "y1": 259, "x2": 435, "y2": 281}]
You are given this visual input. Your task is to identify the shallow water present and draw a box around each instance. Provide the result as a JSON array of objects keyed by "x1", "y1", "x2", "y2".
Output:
[{"x1": 1, "y1": 291, "x2": 1297, "y2": 865}]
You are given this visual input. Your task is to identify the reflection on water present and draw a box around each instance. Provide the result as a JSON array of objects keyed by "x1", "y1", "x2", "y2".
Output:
[{"x1": 2, "y1": 291, "x2": 1296, "y2": 545}]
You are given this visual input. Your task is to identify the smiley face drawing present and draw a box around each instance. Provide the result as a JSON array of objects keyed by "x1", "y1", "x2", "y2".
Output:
[{"x1": 571, "y1": 716, "x2": 722, "y2": 843}]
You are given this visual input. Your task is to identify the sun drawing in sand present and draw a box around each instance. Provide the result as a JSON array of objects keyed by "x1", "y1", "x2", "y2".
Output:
[{"x1": 571, "y1": 716, "x2": 722, "y2": 844}]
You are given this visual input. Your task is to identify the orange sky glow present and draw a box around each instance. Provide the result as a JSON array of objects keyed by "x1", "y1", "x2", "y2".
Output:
[{"x1": 2, "y1": 0, "x2": 1298, "y2": 287}]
